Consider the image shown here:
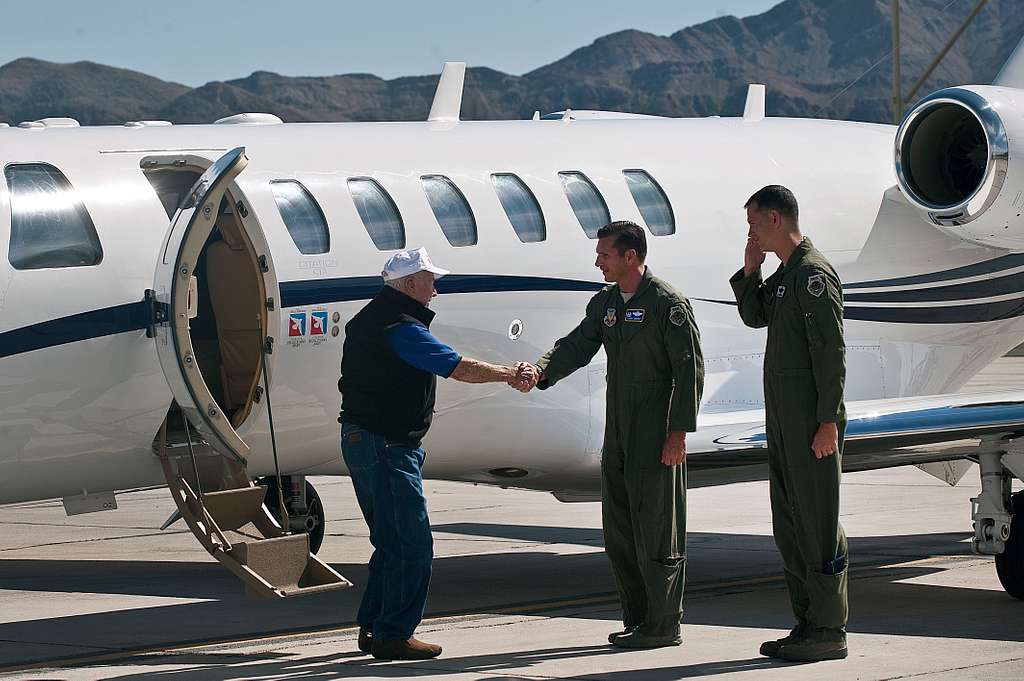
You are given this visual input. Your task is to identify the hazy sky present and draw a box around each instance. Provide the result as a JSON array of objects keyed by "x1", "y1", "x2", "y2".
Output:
[{"x1": 0, "y1": 1, "x2": 780, "y2": 85}]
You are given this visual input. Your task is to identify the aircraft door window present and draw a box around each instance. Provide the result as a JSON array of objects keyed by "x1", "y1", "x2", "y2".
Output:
[
  {"x1": 270, "y1": 180, "x2": 331, "y2": 254},
  {"x1": 491, "y1": 173, "x2": 546, "y2": 243},
  {"x1": 347, "y1": 178, "x2": 405, "y2": 251},
  {"x1": 623, "y1": 170, "x2": 675, "y2": 236},
  {"x1": 144, "y1": 168, "x2": 203, "y2": 220},
  {"x1": 4, "y1": 163, "x2": 103, "y2": 270},
  {"x1": 558, "y1": 171, "x2": 610, "y2": 238},
  {"x1": 421, "y1": 175, "x2": 477, "y2": 246}
]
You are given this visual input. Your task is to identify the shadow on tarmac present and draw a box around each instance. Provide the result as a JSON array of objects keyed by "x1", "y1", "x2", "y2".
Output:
[
  {"x1": 0, "y1": 526, "x2": 1016, "y2": 673},
  {"x1": 80, "y1": 648, "x2": 788, "y2": 681}
]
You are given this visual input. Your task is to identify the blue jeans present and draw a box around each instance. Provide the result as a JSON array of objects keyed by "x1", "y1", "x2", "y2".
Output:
[{"x1": 341, "y1": 423, "x2": 433, "y2": 640}]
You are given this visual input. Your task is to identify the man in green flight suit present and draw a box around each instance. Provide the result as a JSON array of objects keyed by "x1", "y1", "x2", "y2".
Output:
[
  {"x1": 730, "y1": 185, "x2": 849, "y2": 662},
  {"x1": 523, "y1": 220, "x2": 704, "y2": 648}
]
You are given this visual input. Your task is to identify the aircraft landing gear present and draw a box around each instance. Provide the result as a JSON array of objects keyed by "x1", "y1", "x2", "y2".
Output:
[
  {"x1": 258, "y1": 475, "x2": 326, "y2": 555},
  {"x1": 972, "y1": 449, "x2": 1024, "y2": 599},
  {"x1": 995, "y1": 491, "x2": 1024, "y2": 600}
]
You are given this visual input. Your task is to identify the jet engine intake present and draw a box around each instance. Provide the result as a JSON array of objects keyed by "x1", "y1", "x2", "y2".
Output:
[{"x1": 895, "y1": 85, "x2": 1024, "y2": 249}]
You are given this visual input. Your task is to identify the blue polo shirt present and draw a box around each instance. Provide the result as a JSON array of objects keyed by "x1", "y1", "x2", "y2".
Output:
[{"x1": 388, "y1": 323, "x2": 462, "y2": 378}]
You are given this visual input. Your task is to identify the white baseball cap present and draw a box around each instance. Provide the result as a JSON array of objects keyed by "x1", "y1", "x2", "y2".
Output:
[{"x1": 381, "y1": 247, "x2": 450, "y2": 281}]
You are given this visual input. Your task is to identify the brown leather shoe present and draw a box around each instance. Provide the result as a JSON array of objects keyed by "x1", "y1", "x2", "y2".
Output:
[
  {"x1": 358, "y1": 629, "x2": 373, "y2": 654},
  {"x1": 371, "y1": 637, "x2": 443, "y2": 660}
]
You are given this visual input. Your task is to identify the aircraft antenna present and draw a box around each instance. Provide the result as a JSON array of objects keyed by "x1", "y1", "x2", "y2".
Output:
[{"x1": 428, "y1": 62, "x2": 466, "y2": 122}]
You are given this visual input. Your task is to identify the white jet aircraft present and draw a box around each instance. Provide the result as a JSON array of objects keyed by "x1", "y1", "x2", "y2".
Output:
[{"x1": 3, "y1": 44, "x2": 1024, "y2": 600}]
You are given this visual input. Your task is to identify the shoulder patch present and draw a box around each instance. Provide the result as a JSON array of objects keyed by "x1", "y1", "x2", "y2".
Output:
[
  {"x1": 807, "y1": 273, "x2": 826, "y2": 298},
  {"x1": 669, "y1": 305, "x2": 687, "y2": 327}
]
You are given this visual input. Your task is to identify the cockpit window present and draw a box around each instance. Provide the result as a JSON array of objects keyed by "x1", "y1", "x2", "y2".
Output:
[
  {"x1": 5, "y1": 163, "x2": 103, "y2": 270},
  {"x1": 623, "y1": 170, "x2": 675, "y2": 236},
  {"x1": 558, "y1": 171, "x2": 610, "y2": 238},
  {"x1": 491, "y1": 173, "x2": 546, "y2": 243},
  {"x1": 421, "y1": 175, "x2": 477, "y2": 247},
  {"x1": 271, "y1": 180, "x2": 331, "y2": 254},
  {"x1": 347, "y1": 178, "x2": 405, "y2": 251}
]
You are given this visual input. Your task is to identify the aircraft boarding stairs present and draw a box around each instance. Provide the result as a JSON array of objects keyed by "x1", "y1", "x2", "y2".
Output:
[{"x1": 154, "y1": 417, "x2": 351, "y2": 599}]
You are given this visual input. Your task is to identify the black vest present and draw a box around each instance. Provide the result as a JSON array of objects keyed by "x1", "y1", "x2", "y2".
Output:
[{"x1": 338, "y1": 286, "x2": 438, "y2": 445}]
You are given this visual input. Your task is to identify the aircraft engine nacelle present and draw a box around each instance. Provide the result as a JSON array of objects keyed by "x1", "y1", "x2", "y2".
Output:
[{"x1": 895, "y1": 85, "x2": 1024, "y2": 249}]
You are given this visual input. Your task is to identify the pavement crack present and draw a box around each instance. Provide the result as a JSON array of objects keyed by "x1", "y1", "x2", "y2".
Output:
[
  {"x1": 0, "y1": 530, "x2": 189, "y2": 552},
  {"x1": 876, "y1": 656, "x2": 1024, "y2": 680}
]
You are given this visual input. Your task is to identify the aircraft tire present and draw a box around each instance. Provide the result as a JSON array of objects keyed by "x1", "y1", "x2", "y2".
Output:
[
  {"x1": 257, "y1": 477, "x2": 326, "y2": 555},
  {"x1": 995, "y1": 490, "x2": 1024, "y2": 600}
]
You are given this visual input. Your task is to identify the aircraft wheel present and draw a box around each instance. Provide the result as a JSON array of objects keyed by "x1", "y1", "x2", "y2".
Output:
[
  {"x1": 995, "y1": 490, "x2": 1024, "y2": 600},
  {"x1": 258, "y1": 477, "x2": 326, "y2": 555}
]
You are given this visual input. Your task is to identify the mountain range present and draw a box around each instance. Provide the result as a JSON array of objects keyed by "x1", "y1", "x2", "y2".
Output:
[{"x1": 1, "y1": 0, "x2": 1022, "y2": 126}]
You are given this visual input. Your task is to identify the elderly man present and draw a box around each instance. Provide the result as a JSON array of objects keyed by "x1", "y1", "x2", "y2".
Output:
[{"x1": 338, "y1": 247, "x2": 534, "y2": 661}]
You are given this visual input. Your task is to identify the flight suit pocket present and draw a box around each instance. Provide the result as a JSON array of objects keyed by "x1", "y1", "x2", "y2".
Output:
[
  {"x1": 806, "y1": 567, "x2": 848, "y2": 629},
  {"x1": 804, "y1": 312, "x2": 823, "y2": 350}
]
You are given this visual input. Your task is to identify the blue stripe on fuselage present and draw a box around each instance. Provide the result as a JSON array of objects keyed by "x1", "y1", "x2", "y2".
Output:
[
  {"x1": 8, "y1": 266, "x2": 1024, "y2": 360},
  {"x1": 278, "y1": 274, "x2": 605, "y2": 308},
  {"x1": 0, "y1": 275, "x2": 606, "y2": 359},
  {"x1": 0, "y1": 301, "x2": 150, "y2": 359}
]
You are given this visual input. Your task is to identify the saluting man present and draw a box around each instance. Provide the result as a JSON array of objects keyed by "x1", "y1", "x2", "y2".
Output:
[
  {"x1": 730, "y1": 185, "x2": 849, "y2": 662},
  {"x1": 523, "y1": 220, "x2": 704, "y2": 649}
]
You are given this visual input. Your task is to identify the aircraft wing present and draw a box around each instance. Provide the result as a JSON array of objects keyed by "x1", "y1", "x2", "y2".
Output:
[{"x1": 685, "y1": 392, "x2": 1024, "y2": 485}]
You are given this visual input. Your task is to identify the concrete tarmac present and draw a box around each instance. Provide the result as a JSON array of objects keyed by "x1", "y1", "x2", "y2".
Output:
[{"x1": 1, "y1": 360, "x2": 1023, "y2": 679}]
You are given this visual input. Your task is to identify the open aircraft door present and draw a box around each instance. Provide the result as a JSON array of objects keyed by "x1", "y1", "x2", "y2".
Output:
[{"x1": 150, "y1": 147, "x2": 350, "y2": 598}]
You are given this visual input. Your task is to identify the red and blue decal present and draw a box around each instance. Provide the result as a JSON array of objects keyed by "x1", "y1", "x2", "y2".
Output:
[
  {"x1": 289, "y1": 312, "x2": 307, "y2": 337},
  {"x1": 310, "y1": 310, "x2": 328, "y2": 336}
]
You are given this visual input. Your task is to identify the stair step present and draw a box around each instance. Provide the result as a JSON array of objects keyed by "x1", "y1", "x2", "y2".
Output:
[
  {"x1": 156, "y1": 417, "x2": 351, "y2": 599},
  {"x1": 201, "y1": 486, "x2": 267, "y2": 531},
  {"x1": 230, "y1": 534, "x2": 350, "y2": 597}
]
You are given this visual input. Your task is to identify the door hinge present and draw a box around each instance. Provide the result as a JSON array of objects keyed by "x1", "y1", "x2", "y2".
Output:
[
  {"x1": 266, "y1": 297, "x2": 275, "y2": 311},
  {"x1": 258, "y1": 255, "x2": 270, "y2": 273},
  {"x1": 144, "y1": 289, "x2": 169, "y2": 338},
  {"x1": 253, "y1": 386, "x2": 264, "y2": 403},
  {"x1": 235, "y1": 200, "x2": 249, "y2": 218},
  {"x1": 264, "y1": 336, "x2": 274, "y2": 355}
]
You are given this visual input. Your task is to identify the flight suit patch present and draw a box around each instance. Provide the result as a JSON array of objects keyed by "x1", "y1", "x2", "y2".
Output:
[
  {"x1": 604, "y1": 307, "x2": 618, "y2": 327},
  {"x1": 807, "y1": 274, "x2": 825, "y2": 297},
  {"x1": 669, "y1": 306, "x2": 686, "y2": 327},
  {"x1": 776, "y1": 285, "x2": 786, "y2": 298},
  {"x1": 625, "y1": 309, "x2": 645, "y2": 323}
]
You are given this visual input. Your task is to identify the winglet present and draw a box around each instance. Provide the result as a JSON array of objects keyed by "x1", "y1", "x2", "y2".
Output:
[
  {"x1": 995, "y1": 37, "x2": 1024, "y2": 88},
  {"x1": 428, "y1": 62, "x2": 466, "y2": 122},
  {"x1": 743, "y1": 84, "x2": 766, "y2": 121}
]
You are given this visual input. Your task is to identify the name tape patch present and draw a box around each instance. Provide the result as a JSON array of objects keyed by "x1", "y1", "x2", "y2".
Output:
[{"x1": 625, "y1": 309, "x2": 645, "y2": 323}]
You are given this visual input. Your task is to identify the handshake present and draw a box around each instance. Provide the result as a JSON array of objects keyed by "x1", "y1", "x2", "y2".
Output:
[{"x1": 507, "y1": 362, "x2": 541, "y2": 393}]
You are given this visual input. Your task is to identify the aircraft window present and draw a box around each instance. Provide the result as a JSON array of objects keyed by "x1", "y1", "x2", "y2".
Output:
[
  {"x1": 558, "y1": 171, "x2": 610, "y2": 238},
  {"x1": 270, "y1": 180, "x2": 331, "y2": 254},
  {"x1": 623, "y1": 170, "x2": 675, "y2": 236},
  {"x1": 347, "y1": 178, "x2": 405, "y2": 251},
  {"x1": 491, "y1": 173, "x2": 546, "y2": 243},
  {"x1": 5, "y1": 163, "x2": 103, "y2": 270},
  {"x1": 421, "y1": 175, "x2": 477, "y2": 247}
]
